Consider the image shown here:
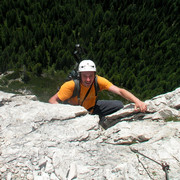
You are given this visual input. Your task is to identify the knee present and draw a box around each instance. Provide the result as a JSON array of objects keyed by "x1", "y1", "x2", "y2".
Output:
[{"x1": 114, "y1": 100, "x2": 124, "y2": 110}]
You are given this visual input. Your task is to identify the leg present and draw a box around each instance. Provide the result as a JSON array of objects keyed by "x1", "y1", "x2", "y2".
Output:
[
  {"x1": 93, "y1": 100, "x2": 124, "y2": 129},
  {"x1": 93, "y1": 100, "x2": 124, "y2": 117}
]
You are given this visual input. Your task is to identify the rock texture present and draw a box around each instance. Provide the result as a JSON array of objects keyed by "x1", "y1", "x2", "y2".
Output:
[{"x1": 0, "y1": 88, "x2": 180, "y2": 180}]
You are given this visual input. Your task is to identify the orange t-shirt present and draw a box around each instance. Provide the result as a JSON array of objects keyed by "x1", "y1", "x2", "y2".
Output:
[{"x1": 57, "y1": 75, "x2": 113, "y2": 110}]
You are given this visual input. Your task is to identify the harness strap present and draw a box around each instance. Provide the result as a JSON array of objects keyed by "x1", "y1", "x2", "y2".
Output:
[
  {"x1": 94, "y1": 76, "x2": 98, "y2": 96},
  {"x1": 73, "y1": 79, "x2": 80, "y2": 104},
  {"x1": 72, "y1": 76, "x2": 99, "y2": 107},
  {"x1": 81, "y1": 81, "x2": 93, "y2": 106}
]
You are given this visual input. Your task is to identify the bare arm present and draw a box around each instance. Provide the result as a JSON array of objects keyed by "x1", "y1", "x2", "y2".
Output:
[
  {"x1": 49, "y1": 93, "x2": 60, "y2": 104},
  {"x1": 108, "y1": 85, "x2": 147, "y2": 112}
]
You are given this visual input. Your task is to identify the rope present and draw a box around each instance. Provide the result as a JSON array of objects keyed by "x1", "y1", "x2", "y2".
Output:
[
  {"x1": 136, "y1": 154, "x2": 154, "y2": 180},
  {"x1": 130, "y1": 147, "x2": 170, "y2": 180}
]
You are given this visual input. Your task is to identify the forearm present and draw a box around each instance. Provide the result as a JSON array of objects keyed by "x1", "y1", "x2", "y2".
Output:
[
  {"x1": 108, "y1": 85, "x2": 147, "y2": 112},
  {"x1": 118, "y1": 88, "x2": 147, "y2": 112},
  {"x1": 109, "y1": 85, "x2": 140, "y2": 103},
  {"x1": 119, "y1": 88, "x2": 141, "y2": 104},
  {"x1": 48, "y1": 93, "x2": 60, "y2": 104}
]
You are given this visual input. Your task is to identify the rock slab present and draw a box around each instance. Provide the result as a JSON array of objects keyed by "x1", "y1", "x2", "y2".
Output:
[{"x1": 0, "y1": 88, "x2": 180, "y2": 179}]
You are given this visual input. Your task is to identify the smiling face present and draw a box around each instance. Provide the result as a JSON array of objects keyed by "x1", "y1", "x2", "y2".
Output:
[{"x1": 80, "y1": 71, "x2": 95, "y2": 87}]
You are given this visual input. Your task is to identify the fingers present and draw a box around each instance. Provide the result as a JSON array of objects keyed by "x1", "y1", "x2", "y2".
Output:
[{"x1": 135, "y1": 102, "x2": 147, "y2": 113}]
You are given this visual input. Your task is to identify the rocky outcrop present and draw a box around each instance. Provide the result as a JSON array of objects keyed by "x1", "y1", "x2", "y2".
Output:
[{"x1": 0, "y1": 88, "x2": 180, "y2": 180}]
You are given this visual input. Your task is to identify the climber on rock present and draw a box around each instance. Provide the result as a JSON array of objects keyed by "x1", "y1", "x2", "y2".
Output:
[{"x1": 49, "y1": 60, "x2": 147, "y2": 128}]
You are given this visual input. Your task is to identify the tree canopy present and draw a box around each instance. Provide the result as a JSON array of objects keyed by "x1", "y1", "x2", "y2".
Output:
[{"x1": 0, "y1": 0, "x2": 179, "y2": 100}]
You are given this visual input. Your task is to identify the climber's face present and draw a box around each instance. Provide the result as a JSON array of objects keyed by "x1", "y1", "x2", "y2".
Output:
[{"x1": 80, "y1": 72, "x2": 95, "y2": 87}]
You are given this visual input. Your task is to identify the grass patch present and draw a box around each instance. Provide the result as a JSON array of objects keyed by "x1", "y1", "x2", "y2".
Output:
[
  {"x1": 5, "y1": 71, "x2": 20, "y2": 80},
  {"x1": 26, "y1": 76, "x2": 61, "y2": 102},
  {"x1": 0, "y1": 77, "x2": 8, "y2": 86},
  {"x1": 0, "y1": 70, "x2": 66, "y2": 102},
  {"x1": 164, "y1": 116, "x2": 180, "y2": 122},
  {"x1": 8, "y1": 81, "x2": 24, "y2": 90}
]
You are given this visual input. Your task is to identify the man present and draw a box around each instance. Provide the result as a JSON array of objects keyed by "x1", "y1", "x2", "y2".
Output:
[{"x1": 49, "y1": 60, "x2": 147, "y2": 128}]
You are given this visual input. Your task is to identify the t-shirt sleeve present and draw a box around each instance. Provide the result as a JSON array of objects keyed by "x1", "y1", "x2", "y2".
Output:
[
  {"x1": 57, "y1": 80, "x2": 75, "y2": 101},
  {"x1": 97, "y1": 75, "x2": 113, "y2": 91}
]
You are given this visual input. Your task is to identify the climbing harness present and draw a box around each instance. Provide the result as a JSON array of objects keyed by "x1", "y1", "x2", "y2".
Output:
[{"x1": 130, "y1": 148, "x2": 170, "y2": 180}]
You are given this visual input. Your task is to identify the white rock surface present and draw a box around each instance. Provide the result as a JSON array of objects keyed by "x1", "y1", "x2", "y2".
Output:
[{"x1": 0, "y1": 88, "x2": 180, "y2": 179}]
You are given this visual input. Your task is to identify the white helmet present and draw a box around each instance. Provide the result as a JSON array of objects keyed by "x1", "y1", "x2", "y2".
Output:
[{"x1": 78, "y1": 60, "x2": 96, "y2": 72}]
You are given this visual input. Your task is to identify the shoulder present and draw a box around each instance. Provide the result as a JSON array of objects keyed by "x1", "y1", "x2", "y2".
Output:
[
  {"x1": 96, "y1": 75, "x2": 111, "y2": 84},
  {"x1": 58, "y1": 80, "x2": 76, "y2": 101},
  {"x1": 61, "y1": 80, "x2": 75, "y2": 89},
  {"x1": 96, "y1": 75, "x2": 113, "y2": 90}
]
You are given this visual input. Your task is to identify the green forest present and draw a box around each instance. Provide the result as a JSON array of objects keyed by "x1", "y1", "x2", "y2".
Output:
[{"x1": 0, "y1": 0, "x2": 179, "y2": 102}]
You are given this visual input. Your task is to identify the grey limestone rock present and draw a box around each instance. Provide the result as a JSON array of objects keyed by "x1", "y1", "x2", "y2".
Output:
[{"x1": 0, "y1": 88, "x2": 180, "y2": 179}]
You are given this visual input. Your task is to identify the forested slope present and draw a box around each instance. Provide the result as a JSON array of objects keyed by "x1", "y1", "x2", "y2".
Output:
[{"x1": 0, "y1": 0, "x2": 179, "y2": 100}]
